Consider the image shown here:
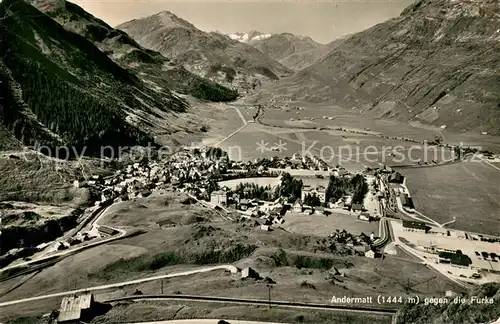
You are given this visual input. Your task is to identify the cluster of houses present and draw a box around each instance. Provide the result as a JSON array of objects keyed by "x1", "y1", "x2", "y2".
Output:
[
  {"x1": 289, "y1": 154, "x2": 332, "y2": 171},
  {"x1": 68, "y1": 146, "x2": 383, "y2": 239},
  {"x1": 248, "y1": 154, "x2": 333, "y2": 172},
  {"x1": 320, "y1": 229, "x2": 381, "y2": 259},
  {"x1": 72, "y1": 147, "x2": 235, "y2": 206}
]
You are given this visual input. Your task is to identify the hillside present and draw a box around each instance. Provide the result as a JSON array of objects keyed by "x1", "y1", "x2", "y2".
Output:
[
  {"x1": 117, "y1": 11, "x2": 292, "y2": 91},
  {"x1": 268, "y1": 0, "x2": 500, "y2": 135},
  {"x1": 29, "y1": 0, "x2": 238, "y2": 102},
  {"x1": 397, "y1": 283, "x2": 500, "y2": 324},
  {"x1": 250, "y1": 32, "x2": 328, "y2": 70},
  {"x1": 0, "y1": 0, "x2": 198, "y2": 153}
]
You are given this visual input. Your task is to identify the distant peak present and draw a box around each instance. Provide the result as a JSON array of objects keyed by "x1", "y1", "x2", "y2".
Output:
[
  {"x1": 157, "y1": 10, "x2": 177, "y2": 18},
  {"x1": 152, "y1": 10, "x2": 196, "y2": 29}
]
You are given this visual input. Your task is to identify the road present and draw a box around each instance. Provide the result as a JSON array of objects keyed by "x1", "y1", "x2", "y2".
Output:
[
  {"x1": 480, "y1": 156, "x2": 500, "y2": 172},
  {"x1": 211, "y1": 105, "x2": 250, "y2": 148},
  {"x1": 0, "y1": 265, "x2": 238, "y2": 307},
  {"x1": 0, "y1": 205, "x2": 125, "y2": 274}
]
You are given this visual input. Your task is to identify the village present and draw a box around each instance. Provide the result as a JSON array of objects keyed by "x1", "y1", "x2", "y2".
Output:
[
  {"x1": 36, "y1": 145, "x2": 500, "y2": 285},
  {"x1": 61, "y1": 146, "x2": 389, "y2": 257}
]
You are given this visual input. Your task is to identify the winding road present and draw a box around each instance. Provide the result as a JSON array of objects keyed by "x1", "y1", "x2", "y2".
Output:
[{"x1": 0, "y1": 205, "x2": 125, "y2": 275}]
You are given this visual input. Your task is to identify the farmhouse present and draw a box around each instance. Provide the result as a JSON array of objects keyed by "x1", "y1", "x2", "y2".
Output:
[
  {"x1": 365, "y1": 250, "x2": 376, "y2": 258},
  {"x1": 260, "y1": 224, "x2": 271, "y2": 232},
  {"x1": 57, "y1": 293, "x2": 95, "y2": 323},
  {"x1": 353, "y1": 244, "x2": 371, "y2": 254},
  {"x1": 242, "y1": 266, "x2": 260, "y2": 279},
  {"x1": 402, "y1": 220, "x2": 428, "y2": 232}
]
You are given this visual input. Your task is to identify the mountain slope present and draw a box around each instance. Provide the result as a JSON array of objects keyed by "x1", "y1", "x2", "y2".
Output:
[
  {"x1": 29, "y1": 0, "x2": 238, "y2": 102},
  {"x1": 117, "y1": 11, "x2": 292, "y2": 91},
  {"x1": 0, "y1": 0, "x2": 192, "y2": 153},
  {"x1": 250, "y1": 33, "x2": 327, "y2": 70},
  {"x1": 269, "y1": 0, "x2": 500, "y2": 135}
]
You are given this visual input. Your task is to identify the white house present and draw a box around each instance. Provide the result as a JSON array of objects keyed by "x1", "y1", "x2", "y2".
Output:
[
  {"x1": 210, "y1": 190, "x2": 227, "y2": 205},
  {"x1": 365, "y1": 250, "x2": 375, "y2": 258},
  {"x1": 293, "y1": 199, "x2": 302, "y2": 213}
]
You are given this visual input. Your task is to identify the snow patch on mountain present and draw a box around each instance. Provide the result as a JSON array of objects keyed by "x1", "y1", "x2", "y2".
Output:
[{"x1": 227, "y1": 31, "x2": 273, "y2": 43}]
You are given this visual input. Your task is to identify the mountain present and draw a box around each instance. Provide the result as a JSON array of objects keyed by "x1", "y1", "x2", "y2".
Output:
[
  {"x1": 249, "y1": 32, "x2": 328, "y2": 70},
  {"x1": 28, "y1": 0, "x2": 238, "y2": 103},
  {"x1": 268, "y1": 0, "x2": 500, "y2": 135},
  {"x1": 227, "y1": 30, "x2": 273, "y2": 43},
  {"x1": 117, "y1": 11, "x2": 292, "y2": 91},
  {"x1": 0, "y1": 0, "x2": 210, "y2": 154}
]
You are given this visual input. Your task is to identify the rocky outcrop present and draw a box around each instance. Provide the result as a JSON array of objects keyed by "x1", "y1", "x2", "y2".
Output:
[{"x1": 0, "y1": 209, "x2": 82, "y2": 255}]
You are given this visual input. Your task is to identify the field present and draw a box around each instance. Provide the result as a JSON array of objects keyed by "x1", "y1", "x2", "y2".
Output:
[
  {"x1": 214, "y1": 104, "x2": 456, "y2": 171},
  {"x1": 217, "y1": 123, "x2": 307, "y2": 162},
  {"x1": 196, "y1": 103, "x2": 248, "y2": 148},
  {"x1": 282, "y1": 212, "x2": 378, "y2": 236},
  {"x1": 260, "y1": 105, "x2": 440, "y2": 144},
  {"x1": 402, "y1": 160, "x2": 500, "y2": 235},
  {"x1": 255, "y1": 103, "x2": 500, "y2": 152}
]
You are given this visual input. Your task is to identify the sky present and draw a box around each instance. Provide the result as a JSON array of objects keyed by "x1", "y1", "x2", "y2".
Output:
[{"x1": 72, "y1": 0, "x2": 414, "y2": 44}]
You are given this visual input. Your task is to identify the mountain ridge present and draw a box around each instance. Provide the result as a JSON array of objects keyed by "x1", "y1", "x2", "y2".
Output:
[
  {"x1": 266, "y1": 0, "x2": 500, "y2": 134},
  {"x1": 28, "y1": 0, "x2": 239, "y2": 103},
  {"x1": 249, "y1": 32, "x2": 327, "y2": 70},
  {"x1": 117, "y1": 11, "x2": 292, "y2": 91}
]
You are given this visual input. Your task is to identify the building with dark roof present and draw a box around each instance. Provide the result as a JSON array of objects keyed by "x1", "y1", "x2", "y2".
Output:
[
  {"x1": 400, "y1": 194, "x2": 415, "y2": 209},
  {"x1": 402, "y1": 220, "x2": 428, "y2": 232},
  {"x1": 97, "y1": 225, "x2": 118, "y2": 236},
  {"x1": 351, "y1": 204, "x2": 364, "y2": 212},
  {"x1": 388, "y1": 172, "x2": 404, "y2": 184},
  {"x1": 438, "y1": 252, "x2": 472, "y2": 268}
]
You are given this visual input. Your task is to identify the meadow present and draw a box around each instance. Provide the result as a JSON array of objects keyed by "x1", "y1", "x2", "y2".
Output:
[
  {"x1": 282, "y1": 212, "x2": 378, "y2": 236},
  {"x1": 403, "y1": 160, "x2": 500, "y2": 235}
]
